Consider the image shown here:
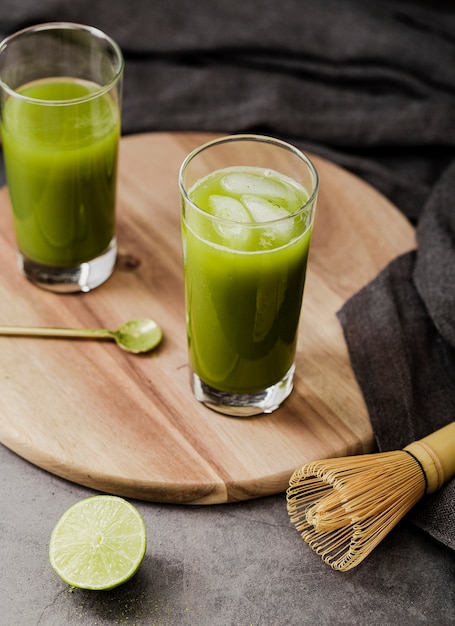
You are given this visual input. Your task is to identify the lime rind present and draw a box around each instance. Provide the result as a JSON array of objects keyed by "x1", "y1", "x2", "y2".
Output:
[{"x1": 49, "y1": 495, "x2": 146, "y2": 590}]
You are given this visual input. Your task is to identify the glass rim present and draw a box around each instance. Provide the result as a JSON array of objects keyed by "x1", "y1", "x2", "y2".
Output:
[
  {"x1": 179, "y1": 134, "x2": 319, "y2": 227},
  {"x1": 0, "y1": 22, "x2": 124, "y2": 106}
]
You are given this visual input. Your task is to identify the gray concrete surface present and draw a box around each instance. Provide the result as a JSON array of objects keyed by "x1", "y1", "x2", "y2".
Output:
[
  {"x1": 1, "y1": 442, "x2": 454, "y2": 626},
  {"x1": 1, "y1": 3, "x2": 454, "y2": 624}
]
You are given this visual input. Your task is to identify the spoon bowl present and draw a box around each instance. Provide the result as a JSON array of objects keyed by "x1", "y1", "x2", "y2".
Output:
[{"x1": 112, "y1": 318, "x2": 162, "y2": 353}]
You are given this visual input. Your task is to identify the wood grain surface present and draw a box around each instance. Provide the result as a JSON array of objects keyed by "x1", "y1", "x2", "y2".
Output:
[{"x1": 0, "y1": 132, "x2": 416, "y2": 504}]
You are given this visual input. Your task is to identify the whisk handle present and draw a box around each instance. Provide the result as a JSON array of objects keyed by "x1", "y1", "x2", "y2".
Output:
[{"x1": 405, "y1": 422, "x2": 455, "y2": 494}]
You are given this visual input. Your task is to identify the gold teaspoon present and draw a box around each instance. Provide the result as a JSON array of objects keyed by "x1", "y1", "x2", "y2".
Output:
[{"x1": 0, "y1": 318, "x2": 162, "y2": 354}]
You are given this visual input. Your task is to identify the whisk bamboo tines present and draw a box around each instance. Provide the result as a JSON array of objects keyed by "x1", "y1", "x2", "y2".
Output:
[{"x1": 286, "y1": 422, "x2": 455, "y2": 572}]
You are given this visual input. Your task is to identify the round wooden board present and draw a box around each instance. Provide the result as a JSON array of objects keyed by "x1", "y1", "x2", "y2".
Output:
[{"x1": 0, "y1": 132, "x2": 416, "y2": 504}]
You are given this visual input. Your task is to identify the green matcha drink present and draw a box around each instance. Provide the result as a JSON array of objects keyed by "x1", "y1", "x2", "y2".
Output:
[
  {"x1": 0, "y1": 22, "x2": 124, "y2": 292},
  {"x1": 1, "y1": 77, "x2": 120, "y2": 267},
  {"x1": 182, "y1": 164, "x2": 314, "y2": 397}
]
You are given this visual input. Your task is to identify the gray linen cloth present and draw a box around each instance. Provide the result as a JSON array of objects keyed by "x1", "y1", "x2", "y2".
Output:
[{"x1": 337, "y1": 161, "x2": 455, "y2": 550}]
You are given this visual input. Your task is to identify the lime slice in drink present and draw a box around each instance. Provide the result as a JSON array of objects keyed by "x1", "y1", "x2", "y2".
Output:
[{"x1": 49, "y1": 495, "x2": 146, "y2": 590}]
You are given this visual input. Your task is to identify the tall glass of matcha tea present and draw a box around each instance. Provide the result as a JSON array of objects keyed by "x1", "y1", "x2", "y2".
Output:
[
  {"x1": 0, "y1": 23, "x2": 124, "y2": 292},
  {"x1": 179, "y1": 135, "x2": 318, "y2": 416}
]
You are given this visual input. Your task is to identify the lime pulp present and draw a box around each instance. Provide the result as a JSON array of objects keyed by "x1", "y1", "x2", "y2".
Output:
[{"x1": 49, "y1": 495, "x2": 147, "y2": 590}]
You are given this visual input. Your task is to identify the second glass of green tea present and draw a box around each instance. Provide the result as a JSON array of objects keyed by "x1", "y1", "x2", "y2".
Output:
[
  {"x1": 179, "y1": 135, "x2": 318, "y2": 416},
  {"x1": 0, "y1": 23, "x2": 123, "y2": 292}
]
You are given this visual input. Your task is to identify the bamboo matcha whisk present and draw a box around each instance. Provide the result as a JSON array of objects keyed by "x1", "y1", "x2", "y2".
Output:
[{"x1": 286, "y1": 422, "x2": 455, "y2": 571}]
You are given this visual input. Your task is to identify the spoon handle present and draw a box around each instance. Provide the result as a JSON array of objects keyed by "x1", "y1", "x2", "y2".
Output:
[{"x1": 0, "y1": 325, "x2": 113, "y2": 341}]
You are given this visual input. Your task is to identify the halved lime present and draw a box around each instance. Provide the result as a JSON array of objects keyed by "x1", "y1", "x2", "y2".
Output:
[{"x1": 49, "y1": 495, "x2": 146, "y2": 590}]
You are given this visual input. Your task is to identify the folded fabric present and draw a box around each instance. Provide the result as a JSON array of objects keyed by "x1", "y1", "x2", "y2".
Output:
[{"x1": 337, "y1": 160, "x2": 455, "y2": 550}]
